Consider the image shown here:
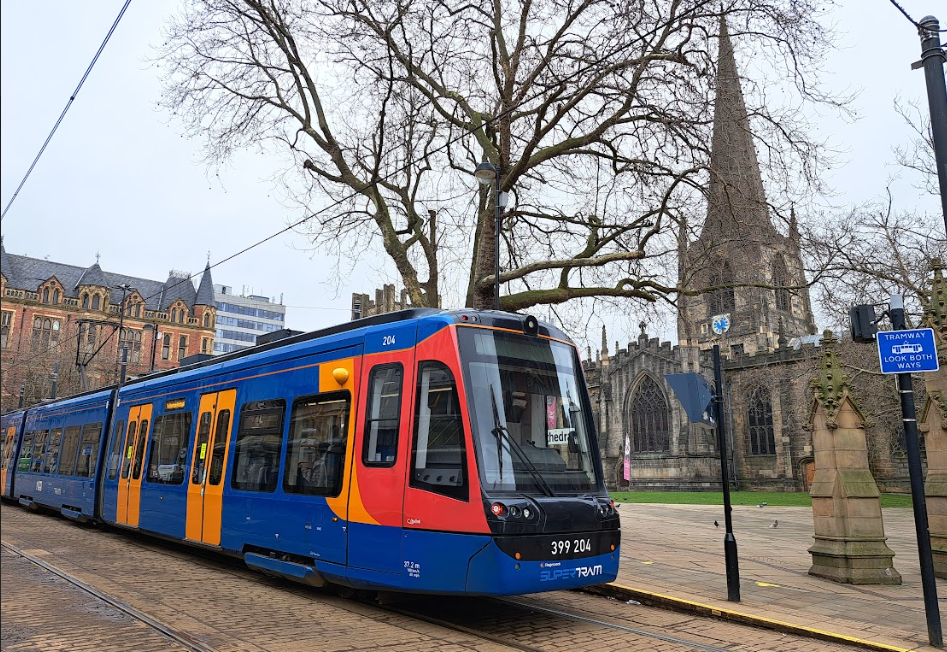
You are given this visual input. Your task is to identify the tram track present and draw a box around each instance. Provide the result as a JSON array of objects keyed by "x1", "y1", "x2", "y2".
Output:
[
  {"x1": 379, "y1": 594, "x2": 737, "y2": 652},
  {"x1": 2, "y1": 526, "x2": 741, "y2": 652},
  {"x1": 100, "y1": 527, "x2": 742, "y2": 652},
  {"x1": 1, "y1": 540, "x2": 214, "y2": 652},
  {"x1": 3, "y1": 508, "x2": 856, "y2": 652}
]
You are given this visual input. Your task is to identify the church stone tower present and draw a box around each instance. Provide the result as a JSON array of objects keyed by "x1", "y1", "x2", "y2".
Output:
[{"x1": 678, "y1": 19, "x2": 816, "y2": 355}]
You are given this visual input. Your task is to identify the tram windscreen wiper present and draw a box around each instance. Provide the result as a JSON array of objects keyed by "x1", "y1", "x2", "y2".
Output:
[{"x1": 489, "y1": 384, "x2": 555, "y2": 497}]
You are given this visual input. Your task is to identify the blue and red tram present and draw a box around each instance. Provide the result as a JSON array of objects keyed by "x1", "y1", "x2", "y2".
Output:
[{"x1": 0, "y1": 309, "x2": 620, "y2": 594}]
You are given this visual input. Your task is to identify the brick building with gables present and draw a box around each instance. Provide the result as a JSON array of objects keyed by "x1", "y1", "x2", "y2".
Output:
[{"x1": 1, "y1": 242, "x2": 216, "y2": 411}]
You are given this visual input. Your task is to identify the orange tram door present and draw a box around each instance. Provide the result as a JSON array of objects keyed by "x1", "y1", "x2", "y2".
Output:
[{"x1": 185, "y1": 390, "x2": 236, "y2": 546}]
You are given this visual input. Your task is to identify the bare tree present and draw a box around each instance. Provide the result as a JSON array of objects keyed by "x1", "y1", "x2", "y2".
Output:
[
  {"x1": 804, "y1": 197, "x2": 946, "y2": 328},
  {"x1": 158, "y1": 0, "x2": 840, "y2": 311},
  {"x1": 804, "y1": 96, "x2": 946, "y2": 328},
  {"x1": 893, "y1": 97, "x2": 938, "y2": 197}
]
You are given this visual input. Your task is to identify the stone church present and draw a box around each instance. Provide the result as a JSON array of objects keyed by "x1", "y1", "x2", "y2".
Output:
[{"x1": 583, "y1": 21, "x2": 913, "y2": 493}]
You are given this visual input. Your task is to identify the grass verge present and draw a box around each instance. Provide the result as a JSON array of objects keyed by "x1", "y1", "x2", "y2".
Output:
[{"x1": 610, "y1": 491, "x2": 913, "y2": 509}]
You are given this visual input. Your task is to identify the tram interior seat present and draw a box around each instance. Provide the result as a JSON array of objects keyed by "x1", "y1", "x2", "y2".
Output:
[
  {"x1": 514, "y1": 444, "x2": 566, "y2": 472},
  {"x1": 414, "y1": 448, "x2": 464, "y2": 486}
]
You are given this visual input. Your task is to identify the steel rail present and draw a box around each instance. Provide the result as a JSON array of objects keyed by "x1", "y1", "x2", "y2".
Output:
[{"x1": 1, "y1": 540, "x2": 214, "y2": 652}]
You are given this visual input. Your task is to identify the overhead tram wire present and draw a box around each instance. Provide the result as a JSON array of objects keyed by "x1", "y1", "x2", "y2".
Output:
[
  {"x1": 4, "y1": 1, "x2": 718, "y2": 379},
  {"x1": 0, "y1": 0, "x2": 134, "y2": 222},
  {"x1": 887, "y1": 0, "x2": 947, "y2": 31}
]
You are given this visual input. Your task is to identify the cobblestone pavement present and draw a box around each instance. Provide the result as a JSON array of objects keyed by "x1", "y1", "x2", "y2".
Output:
[
  {"x1": 609, "y1": 503, "x2": 946, "y2": 651},
  {"x1": 4, "y1": 502, "x2": 858, "y2": 652}
]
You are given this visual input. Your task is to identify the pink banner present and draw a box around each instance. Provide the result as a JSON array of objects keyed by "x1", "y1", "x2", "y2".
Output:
[{"x1": 546, "y1": 396, "x2": 558, "y2": 429}]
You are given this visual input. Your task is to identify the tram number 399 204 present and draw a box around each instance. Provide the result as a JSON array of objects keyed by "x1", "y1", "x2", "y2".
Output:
[{"x1": 551, "y1": 538, "x2": 591, "y2": 556}]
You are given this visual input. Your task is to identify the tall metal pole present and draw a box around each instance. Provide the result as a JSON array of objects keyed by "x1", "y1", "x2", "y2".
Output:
[
  {"x1": 713, "y1": 343, "x2": 740, "y2": 602},
  {"x1": 119, "y1": 347, "x2": 128, "y2": 387},
  {"x1": 494, "y1": 174, "x2": 501, "y2": 311},
  {"x1": 150, "y1": 325, "x2": 159, "y2": 372},
  {"x1": 50, "y1": 361, "x2": 59, "y2": 399},
  {"x1": 889, "y1": 295, "x2": 942, "y2": 647},
  {"x1": 917, "y1": 16, "x2": 947, "y2": 232},
  {"x1": 114, "y1": 284, "x2": 129, "y2": 385}
]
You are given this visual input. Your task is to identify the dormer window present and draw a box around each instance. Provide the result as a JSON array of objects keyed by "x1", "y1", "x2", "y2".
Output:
[
  {"x1": 42, "y1": 287, "x2": 50, "y2": 303},
  {"x1": 52, "y1": 289, "x2": 60, "y2": 304},
  {"x1": 92, "y1": 294, "x2": 101, "y2": 310},
  {"x1": 82, "y1": 294, "x2": 90, "y2": 309},
  {"x1": 170, "y1": 308, "x2": 178, "y2": 323}
]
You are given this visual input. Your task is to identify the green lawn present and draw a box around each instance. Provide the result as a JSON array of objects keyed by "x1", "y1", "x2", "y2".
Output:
[{"x1": 610, "y1": 491, "x2": 914, "y2": 509}]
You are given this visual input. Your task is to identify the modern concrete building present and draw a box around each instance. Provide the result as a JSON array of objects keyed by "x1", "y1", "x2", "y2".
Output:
[{"x1": 213, "y1": 285, "x2": 287, "y2": 354}]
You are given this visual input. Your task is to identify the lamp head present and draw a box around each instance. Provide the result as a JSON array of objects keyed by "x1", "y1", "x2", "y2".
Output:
[{"x1": 474, "y1": 161, "x2": 497, "y2": 185}]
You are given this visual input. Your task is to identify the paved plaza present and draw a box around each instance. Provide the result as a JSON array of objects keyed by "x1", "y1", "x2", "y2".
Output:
[{"x1": 607, "y1": 502, "x2": 945, "y2": 651}]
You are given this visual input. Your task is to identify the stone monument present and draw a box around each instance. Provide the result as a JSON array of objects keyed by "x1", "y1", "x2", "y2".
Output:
[
  {"x1": 808, "y1": 332, "x2": 901, "y2": 584},
  {"x1": 921, "y1": 260, "x2": 947, "y2": 578}
]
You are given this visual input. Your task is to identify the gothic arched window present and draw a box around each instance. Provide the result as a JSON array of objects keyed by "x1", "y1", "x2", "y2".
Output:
[
  {"x1": 708, "y1": 261, "x2": 735, "y2": 315},
  {"x1": 31, "y1": 317, "x2": 59, "y2": 352},
  {"x1": 747, "y1": 386, "x2": 776, "y2": 455},
  {"x1": 52, "y1": 289, "x2": 60, "y2": 304},
  {"x1": 42, "y1": 287, "x2": 50, "y2": 304},
  {"x1": 91, "y1": 294, "x2": 101, "y2": 310},
  {"x1": 82, "y1": 294, "x2": 90, "y2": 309},
  {"x1": 773, "y1": 256, "x2": 791, "y2": 312},
  {"x1": 629, "y1": 376, "x2": 670, "y2": 453}
]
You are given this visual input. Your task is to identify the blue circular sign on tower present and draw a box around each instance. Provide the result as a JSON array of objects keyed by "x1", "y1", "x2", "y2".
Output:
[{"x1": 711, "y1": 313, "x2": 731, "y2": 335}]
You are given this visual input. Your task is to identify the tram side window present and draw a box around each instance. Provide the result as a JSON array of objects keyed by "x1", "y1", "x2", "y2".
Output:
[
  {"x1": 76, "y1": 422, "x2": 103, "y2": 478},
  {"x1": 2, "y1": 428, "x2": 18, "y2": 470},
  {"x1": 410, "y1": 362, "x2": 468, "y2": 501},
  {"x1": 58, "y1": 426, "x2": 82, "y2": 476},
  {"x1": 17, "y1": 433, "x2": 35, "y2": 472},
  {"x1": 121, "y1": 421, "x2": 137, "y2": 479},
  {"x1": 148, "y1": 413, "x2": 191, "y2": 485},
  {"x1": 43, "y1": 428, "x2": 63, "y2": 474},
  {"x1": 231, "y1": 400, "x2": 285, "y2": 492},
  {"x1": 132, "y1": 420, "x2": 150, "y2": 480},
  {"x1": 107, "y1": 420, "x2": 125, "y2": 480},
  {"x1": 208, "y1": 409, "x2": 231, "y2": 486},
  {"x1": 191, "y1": 412, "x2": 213, "y2": 485},
  {"x1": 285, "y1": 392, "x2": 350, "y2": 496},
  {"x1": 363, "y1": 364, "x2": 402, "y2": 467},
  {"x1": 30, "y1": 430, "x2": 49, "y2": 473}
]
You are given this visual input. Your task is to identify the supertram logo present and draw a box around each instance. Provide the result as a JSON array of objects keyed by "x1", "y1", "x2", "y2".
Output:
[{"x1": 539, "y1": 564, "x2": 603, "y2": 582}]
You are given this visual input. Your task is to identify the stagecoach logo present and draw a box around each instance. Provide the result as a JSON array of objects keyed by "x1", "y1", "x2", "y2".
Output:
[
  {"x1": 539, "y1": 564, "x2": 603, "y2": 582},
  {"x1": 406, "y1": 518, "x2": 422, "y2": 525},
  {"x1": 540, "y1": 561, "x2": 562, "y2": 568}
]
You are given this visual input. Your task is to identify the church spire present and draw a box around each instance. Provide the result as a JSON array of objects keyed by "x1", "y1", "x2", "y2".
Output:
[{"x1": 702, "y1": 17, "x2": 776, "y2": 242}]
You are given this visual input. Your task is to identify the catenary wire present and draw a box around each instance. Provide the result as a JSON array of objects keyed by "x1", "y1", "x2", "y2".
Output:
[
  {"x1": 3, "y1": 0, "x2": 717, "y2": 383},
  {"x1": 0, "y1": 0, "x2": 134, "y2": 222}
]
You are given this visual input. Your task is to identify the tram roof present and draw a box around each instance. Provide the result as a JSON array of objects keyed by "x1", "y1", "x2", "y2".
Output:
[{"x1": 9, "y1": 309, "x2": 575, "y2": 412}]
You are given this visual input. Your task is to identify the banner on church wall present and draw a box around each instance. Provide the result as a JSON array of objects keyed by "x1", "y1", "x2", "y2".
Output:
[{"x1": 624, "y1": 435, "x2": 631, "y2": 481}]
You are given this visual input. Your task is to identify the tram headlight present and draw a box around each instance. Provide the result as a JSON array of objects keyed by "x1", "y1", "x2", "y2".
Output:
[
  {"x1": 509, "y1": 505, "x2": 521, "y2": 518},
  {"x1": 522, "y1": 507, "x2": 532, "y2": 519},
  {"x1": 491, "y1": 502, "x2": 507, "y2": 517}
]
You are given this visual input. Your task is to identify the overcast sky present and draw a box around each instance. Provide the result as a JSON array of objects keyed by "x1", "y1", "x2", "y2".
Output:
[{"x1": 0, "y1": 1, "x2": 941, "y2": 349}]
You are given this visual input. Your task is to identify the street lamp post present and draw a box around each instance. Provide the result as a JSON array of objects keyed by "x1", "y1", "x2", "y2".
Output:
[
  {"x1": 113, "y1": 284, "x2": 131, "y2": 385},
  {"x1": 474, "y1": 161, "x2": 509, "y2": 310},
  {"x1": 143, "y1": 323, "x2": 160, "y2": 372}
]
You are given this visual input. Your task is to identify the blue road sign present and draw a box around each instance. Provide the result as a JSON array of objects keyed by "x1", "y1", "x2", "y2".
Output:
[
  {"x1": 877, "y1": 328, "x2": 940, "y2": 374},
  {"x1": 665, "y1": 373, "x2": 715, "y2": 424}
]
